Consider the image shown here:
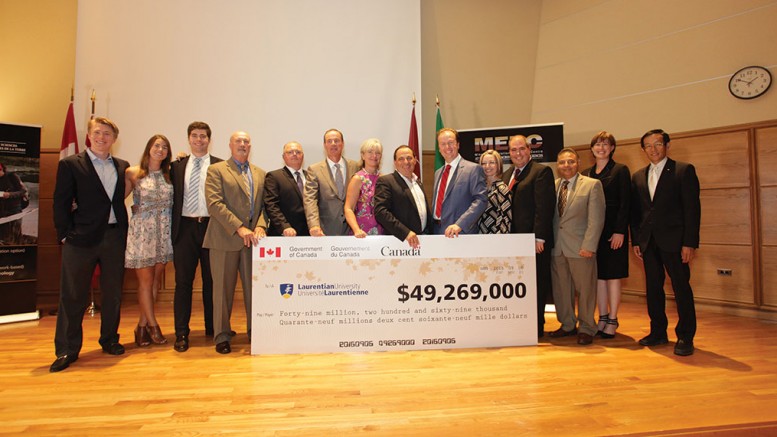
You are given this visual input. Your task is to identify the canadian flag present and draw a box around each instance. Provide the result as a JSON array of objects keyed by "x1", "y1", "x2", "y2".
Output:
[{"x1": 259, "y1": 247, "x2": 281, "y2": 258}]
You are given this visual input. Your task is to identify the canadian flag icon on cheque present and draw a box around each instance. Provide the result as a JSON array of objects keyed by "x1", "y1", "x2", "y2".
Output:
[{"x1": 259, "y1": 247, "x2": 281, "y2": 258}]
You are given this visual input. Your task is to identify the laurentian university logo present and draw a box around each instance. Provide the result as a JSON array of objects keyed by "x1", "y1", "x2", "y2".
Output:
[{"x1": 280, "y1": 284, "x2": 294, "y2": 299}]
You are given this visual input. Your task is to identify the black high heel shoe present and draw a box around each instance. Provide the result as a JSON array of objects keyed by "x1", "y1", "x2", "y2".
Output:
[
  {"x1": 600, "y1": 318, "x2": 619, "y2": 339},
  {"x1": 595, "y1": 314, "x2": 609, "y2": 337}
]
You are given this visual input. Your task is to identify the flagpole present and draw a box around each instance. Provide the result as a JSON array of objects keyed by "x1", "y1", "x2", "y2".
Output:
[{"x1": 86, "y1": 88, "x2": 101, "y2": 317}]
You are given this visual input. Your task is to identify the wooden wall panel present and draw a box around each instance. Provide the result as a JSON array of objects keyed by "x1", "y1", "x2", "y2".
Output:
[
  {"x1": 625, "y1": 244, "x2": 753, "y2": 305},
  {"x1": 699, "y1": 188, "x2": 751, "y2": 245},
  {"x1": 38, "y1": 152, "x2": 59, "y2": 199},
  {"x1": 756, "y1": 127, "x2": 777, "y2": 186},
  {"x1": 668, "y1": 132, "x2": 750, "y2": 190},
  {"x1": 760, "y1": 186, "x2": 777, "y2": 246},
  {"x1": 760, "y1": 246, "x2": 777, "y2": 308},
  {"x1": 37, "y1": 201, "x2": 57, "y2": 245}
]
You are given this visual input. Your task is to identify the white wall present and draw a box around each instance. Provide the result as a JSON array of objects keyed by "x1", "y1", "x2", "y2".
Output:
[
  {"x1": 531, "y1": 0, "x2": 777, "y2": 145},
  {"x1": 74, "y1": 0, "x2": 421, "y2": 173}
]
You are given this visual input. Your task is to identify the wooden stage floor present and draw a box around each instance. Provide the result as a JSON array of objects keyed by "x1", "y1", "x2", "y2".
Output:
[{"x1": 1, "y1": 298, "x2": 777, "y2": 436}]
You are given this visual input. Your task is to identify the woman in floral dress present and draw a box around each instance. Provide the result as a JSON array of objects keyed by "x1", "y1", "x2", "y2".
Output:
[
  {"x1": 344, "y1": 138, "x2": 384, "y2": 237},
  {"x1": 124, "y1": 134, "x2": 174, "y2": 346}
]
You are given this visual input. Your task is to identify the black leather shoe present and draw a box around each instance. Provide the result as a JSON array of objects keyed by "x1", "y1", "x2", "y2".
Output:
[
  {"x1": 638, "y1": 334, "x2": 669, "y2": 346},
  {"x1": 102, "y1": 343, "x2": 126, "y2": 355},
  {"x1": 674, "y1": 339, "x2": 695, "y2": 356},
  {"x1": 50, "y1": 354, "x2": 78, "y2": 373},
  {"x1": 215, "y1": 341, "x2": 231, "y2": 354},
  {"x1": 174, "y1": 335, "x2": 189, "y2": 352},
  {"x1": 548, "y1": 327, "x2": 577, "y2": 338}
]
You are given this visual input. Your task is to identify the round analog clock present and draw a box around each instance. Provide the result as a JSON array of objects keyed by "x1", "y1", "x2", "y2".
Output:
[{"x1": 728, "y1": 66, "x2": 772, "y2": 99}]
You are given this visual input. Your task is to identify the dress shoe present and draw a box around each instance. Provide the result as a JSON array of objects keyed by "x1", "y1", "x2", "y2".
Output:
[
  {"x1": 135, "y1": 325, "x2": 151, "y2": 347},
  {"x1": 595, "y1": 314, "x2": 609, "y2": 337},
  {"x1": 215, "y1": 341, "x2": 231, "y2": 354},
  {"x1": 674, "y1": 339, "x2": 695, "y2": 356},
  {"x1": 638, "y1": 333, "x2": 669, "y2": 346},
  {"x1": 548, "y1": 327, "x2": 577, "y2": 338},
  {"x1": 600, "y1": 318, "x2": 619, "y2": 340},
  {"x1": 50, "y1": 354, "x2": 78, "y2": 373},
  {"x1": 174, "y1": 335, "x2": 189, "y2": 352},
  {"x1": 230, "y1": 330, "x2": 237, "y2": 337},
  {"x1": 146, "y1": 325, "x2": 168, "y2": 345},
  {"x1": 577, "y1": 333, "x2": 593, "y2": 345},
  {"x1": 102, "y1": 342, "x2": 125, "y2": 355}
]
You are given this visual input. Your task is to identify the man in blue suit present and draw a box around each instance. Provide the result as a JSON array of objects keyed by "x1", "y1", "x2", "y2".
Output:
[{"x1": 431, "y1": 128, "x2": 487, "y2": 237}]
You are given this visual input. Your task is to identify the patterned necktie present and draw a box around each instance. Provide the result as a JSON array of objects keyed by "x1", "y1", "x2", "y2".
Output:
[
  {"x1": 295, "y1": 171, "x2": 303, "y2": 194},
  {"x1": 648, "y1": 165, "x2": 658, "y2": 200},
  {"x1": 184, "y1": 157, "x2": 201, "y2": 214},
  {"x1": 334, "y1": 163, "x2": 344, "y2": 198},
  {"x1": 558, "y1": 180, "x2": 569, "y2": 217},
  {"x1": 240, "y1": 163, "x2": 253, "y2": 214},
  {"x1": 508, "y1": 167, "x2": 521, "y2": 191},
  {"x1": 434, "y1": 164, "x2": 451, "y2": 218}
]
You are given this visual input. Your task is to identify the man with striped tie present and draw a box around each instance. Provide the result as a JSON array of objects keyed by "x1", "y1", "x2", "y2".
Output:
[
  {"x1": 170, "y1": 121, "x2": 222, "y2": 352},
  {"x1": 203, "y1": 131, "x2": 267, "y2": 354}
]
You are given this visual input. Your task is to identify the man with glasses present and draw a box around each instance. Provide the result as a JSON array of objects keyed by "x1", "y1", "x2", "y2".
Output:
[{"x1": 630, "y1": 129, "x2": 701, "y2": 356}]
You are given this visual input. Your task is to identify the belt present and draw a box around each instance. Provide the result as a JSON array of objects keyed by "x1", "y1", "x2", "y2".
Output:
[
  {"x1": 432, "y1": 219, "x2": 441, "y2": 226},
  {"x1": 183, "y1": 216, "x2": 209, "y2": 223},
  {"x1": 107, "y1": 223, "x2": 118, "y2": 229}
]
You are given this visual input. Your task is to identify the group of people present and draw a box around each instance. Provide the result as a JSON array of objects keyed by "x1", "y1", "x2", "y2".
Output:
[{"x1": 49, "y1": 118, "x2": 700, "y2": 373}]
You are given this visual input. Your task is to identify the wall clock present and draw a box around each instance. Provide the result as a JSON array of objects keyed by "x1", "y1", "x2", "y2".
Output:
[{"x1": 728, "y1": 66, "x2": 772, "y2": 99}]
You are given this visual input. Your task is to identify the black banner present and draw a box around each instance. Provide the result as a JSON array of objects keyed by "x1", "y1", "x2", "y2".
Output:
[
  {"x1": 0, "y1": 122, "x2": 40, "y2": 320},
  {"x1": 458, "y1": 123, "x2": 564, "y2": 165}
]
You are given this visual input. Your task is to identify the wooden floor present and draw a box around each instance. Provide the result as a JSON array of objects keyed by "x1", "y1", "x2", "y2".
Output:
[{"x1": 2, "y1": 298, "x2": 777, "y2": 436}]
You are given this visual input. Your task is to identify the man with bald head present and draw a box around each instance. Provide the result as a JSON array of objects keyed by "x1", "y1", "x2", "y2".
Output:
[
  {"x1": 203, "y1": 131, "x2": 267, "y2": 354},
  {"x1": 265, "y1": 141, "x2": 310, "y2": 236}
]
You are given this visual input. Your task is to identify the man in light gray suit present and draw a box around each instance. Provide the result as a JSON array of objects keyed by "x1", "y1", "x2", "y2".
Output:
[
  {"x1": 303, "y1": 128, "x2": 360, "y2": 236},
  {"x1": 204, "y1": 131, "x2": 267, "y2": 354},
  {"x1": 549, "y1": 148, "x2": 605, "y2": 345},
  {"x1": 431, "y1": 128, "x2": 487, "y2": 237}
]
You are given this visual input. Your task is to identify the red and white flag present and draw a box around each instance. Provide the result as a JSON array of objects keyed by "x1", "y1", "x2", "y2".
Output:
[
  {"x1": 408, "y1": 104, "x2": 421, "y2": 179},
  {"x1": 259, "y1": 247, "x2": 282, "y2": 258},
  {"x1": 59, "y1": 102, "x2": 79, "y2": 160}
]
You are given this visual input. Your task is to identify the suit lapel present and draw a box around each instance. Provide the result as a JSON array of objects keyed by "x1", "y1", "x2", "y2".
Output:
[
  {"x1": 226, "y1": 160, "x2": 250, "y2": 199},
  {"x1": 283, "y1": 167, "x2": 304, "y2": 201},
  {"x1": 653, "y1": 159, "x2": 675, "y2": 202}
]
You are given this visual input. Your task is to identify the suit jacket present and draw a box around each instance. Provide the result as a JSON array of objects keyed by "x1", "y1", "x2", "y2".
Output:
[
  {"x1": 432, "y1": 157, "x2": 487, "y2": 234},
  {"x1": 374, "y1": 171, "x2": 431, "y2": 241},
  {"x1": 503, "y1": 160, "x2": 556, "y2": 247},
  {"x1": 203, "y1": 159, "x2": 267, "y2": 251},
  {"x1": 630, "y1": 158, "x2": 700, "y2": 253},
  {"x1": 551, "y1": 174, "x2": 605, "y2": 258},
  {"x1": 53, "y1": 150, "x2": 129, "y2": 247},
  {"x1": 170, "y1": 154, "x2": 223, "y2": 244},
  {"x1": 581, "y1": 160, "x2": 630, "y2": 246},
  {"x1": 303, "y1": 158, "x2": 360, "y2": 236},
  {"x1": 264, "y1": 167, "x2": 310, "y2": 236}
]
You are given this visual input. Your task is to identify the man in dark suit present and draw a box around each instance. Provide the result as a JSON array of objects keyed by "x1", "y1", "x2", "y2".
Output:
[
  {"x1": 303, "y1": 129, "x2": 360, "y2": 236},
  {"x1": 170, "y1": 121, "x2": 223, "y2": 352},
  {"x1": 265, "y1": 141, "x2": 310, "y2": 237},
  {"x1": 431, "y1": 128, "x2": 487, "y2": 237},
  {"x1": 631, "y1": 129, "x2": 701, "y2": 356},
  {"x1": 51, "y1": 117, "x2": 129, "y2": 372},
  {"x1": 374, "y1": 145, "x2": 430, "y2": 248},
  {"x1": 204, "y1": 131, "x2": 267, "y2": 354},
  {"x1": 549, "y1": 148, "x2": 605, "y2": 345},
  {"x1": 503, "y1": 135, "x2": 556, "y2": 338}
]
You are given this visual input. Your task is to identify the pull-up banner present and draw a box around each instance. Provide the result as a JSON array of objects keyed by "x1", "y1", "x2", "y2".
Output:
[
  {"x1": 0, "y1": 122, "x2": 40, "y2": 324},
  {"x1": 458, "y1": 122, "x2": 564, "y2": 165}
]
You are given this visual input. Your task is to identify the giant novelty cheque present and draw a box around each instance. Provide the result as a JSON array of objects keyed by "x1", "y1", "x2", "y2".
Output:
[{"x1": 251, "y1": 234, "x2": 537, "y2": 354}]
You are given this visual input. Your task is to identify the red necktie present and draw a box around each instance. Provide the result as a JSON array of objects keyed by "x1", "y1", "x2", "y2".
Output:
[
  {"x1": 434, "y1": 164, "x2": 451, "y2": 218},
  {"x1": 508, "y1": 167, "x2": 521, "y2": 190}
]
